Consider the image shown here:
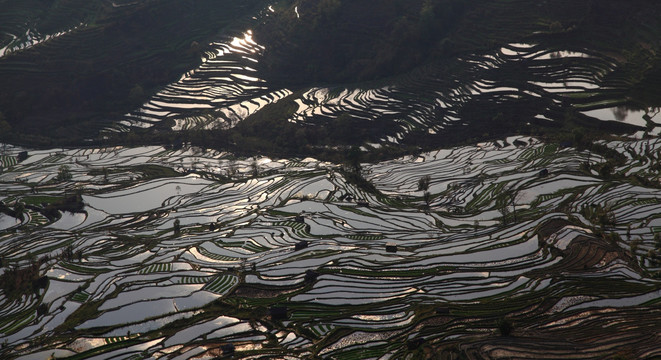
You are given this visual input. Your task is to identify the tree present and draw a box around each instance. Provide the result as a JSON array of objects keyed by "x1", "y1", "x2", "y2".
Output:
[
  {"x1": 498, "y1": 198, "x2": 511, "y2": 225},
  {"x1": 496, "y1": 318, "x2": 514, "y2": 336},
  {"x1": 14, "y1": 202, "x2": 25, "y2": 221},
  {"x1": 509, "y1": 190, "x2": 519, "y2": 223},
  {"x1": 0, "y1": 111, "x2": 11, "y2": 135},
  {"x1": 173, "y1": 219, "x2": 181, "y2": 234},
  {"x1": 549, "y1": 21, "x2": 563, "y2": 33},
  {"x1": 129, "y1": 84, "x2": 145, "y2": 103},
  {"x1": 499, "y1": 188, "x2": 522, "y2": 224},
  {"x1": 599, "y1": 162, "x2": 614, "y2": 178},
  {"x1": 418, "y1": 175, "x2": 431, "y2": 191},
  {"x1": 345, "y1": 146, "x2": 362, "y2": 173},
  {"x1": 423, "y1": 191, "x2": 432, "y2": 208},
  {"x1": 630, "y1": 237, "x2": 641, "y2": 257},
  {"x1": 418, "y1": 0, "x2": 437, "y2": 43},
  {"x1": 57, "y1": 165, "x2": 72, "y2": 181},
  {"x1": 250, "y1": 160, "x2": 259, "y2": 177},
  {"x1": 62, "y1": 245, "x2": 74, "y2": 261},
  {"x1": 227, "y1": 163, "x2": 238, "y2": 178},
  {"x1": 37, "y1": 303, "x2": 49, "y2": 316}
]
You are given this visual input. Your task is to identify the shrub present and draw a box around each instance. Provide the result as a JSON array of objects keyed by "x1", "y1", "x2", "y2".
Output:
[
  {"x1": 173, "y1": 219, "x2": 181, "y2": 234},
  {"x1": 418, "y1": 175, "x2": 431, "y2": 191},
  {"x1": 56, "y1": 165, "x2": 72, "y2": 181},
  {"x1": 496, "y1": 318, "x2": 514, "y2": 336}
]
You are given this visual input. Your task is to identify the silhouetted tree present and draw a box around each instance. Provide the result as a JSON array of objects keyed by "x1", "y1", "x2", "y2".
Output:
[
  {"x1": 423, "y1": 191, "x2": 432, "y2": 208},
  {"x1": 173, "y1": 219, "x2": 181, "y2": 234},
  {"x1": 418, "y1": 175, "x2": 431, "y2": 191},
  {"x1": 496, "y1": 318, "x2": 514, "y2": 336},
  {"x1": 0, "y1": 112, "x2": 10, "y2": 135},
  {"x1": 57, "y1": 165, "x2": 72, "y2": 181},
  {"x1": 14, "y1": 202, "x2": 25, "y2": 221}
]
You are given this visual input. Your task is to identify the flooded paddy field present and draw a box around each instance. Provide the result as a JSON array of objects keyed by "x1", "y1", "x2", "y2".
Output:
[
  {"x1": 1, "y1": 136, "x2": 660, "y2": 359},
  {"x1": 2, "y1": 2, "x2": 661, "y2": 358}
]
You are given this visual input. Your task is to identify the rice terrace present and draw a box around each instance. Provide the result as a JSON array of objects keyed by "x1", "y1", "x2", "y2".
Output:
[{"x1": 1, "y1": 0, "x2": 661, "y2": 359}]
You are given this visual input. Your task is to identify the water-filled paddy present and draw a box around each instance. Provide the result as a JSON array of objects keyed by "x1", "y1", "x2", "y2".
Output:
[
  {"x1": 1, "y1": 136, "x2": 661, "y2": 358},
  {"x1": 0, "y1": 214, "x2": 20, "y2": 230}
]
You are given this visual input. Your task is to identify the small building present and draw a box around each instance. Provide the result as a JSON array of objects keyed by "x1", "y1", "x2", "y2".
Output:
[
  {"x1": 221, "y1": 343, "x2": 235, "y2": 355},
  {"x1": 269, "y1": 306, "x2": 288, "y2": 321},
  {"x1": 294, "y1": 240, "x2": 308, "y2": 251},
  {"x1": 304, "y1": 269, "x2": 319, "y2": 283},
  {"x1": 17, "y1": 151, "x2": 28, "y2": 162},
  {"x1": 385, "y1": 242, "x2": 397, "y2": 253}
]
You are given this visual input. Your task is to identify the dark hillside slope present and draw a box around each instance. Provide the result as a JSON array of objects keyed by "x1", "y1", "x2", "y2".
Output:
[
  {"x1": 255, "y1": 0, "x2": 661, "y2": 92},
  {"x1": 0, "y1": 0, "x2": 263, "y2": 141},
  {"x1": 255, "y1": 0, "x2": 467, "y2": 85}
]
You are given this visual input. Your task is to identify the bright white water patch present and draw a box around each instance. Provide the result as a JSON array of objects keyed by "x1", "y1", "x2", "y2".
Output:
[
  {"x1": 2, "y1": 137, "x2": 661, "y2": 357},
  {"x1": 41, "y1": 280, "x2": 83, "y2": 305},
  {"x1": 103, "y1": 311, "x2": 200, "y2": 337},
  {"x1": 582, "y1": 107, "x2": 652, "y2": 127},
  {"x1": 99, "y1": 284, "x2": 204, "y2": 311},
  {"x1": 78, "y1": 292, "x2": 220, "y2": 329},
  {"x1": 533, "y1": 50, "x2": 592, "y2": 60},
  {"x1": 47, "y1": 212, "x2": 87, "y2": 230},
  {"x1": 15, "y1": 349, "x2": 77, "y2": 360},
  {"x1": 83, "y1": 175, "x2": 212, "y2": 214},
  {"x1": 0, "y1": 214, "x2": 20, "y2": 230}
]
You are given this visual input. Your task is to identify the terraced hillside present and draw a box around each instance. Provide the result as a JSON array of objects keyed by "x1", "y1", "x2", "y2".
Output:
[
  {"x1": 2, "y1": 0, "x2": 661, "y2": 150},
  {"x1": 0, "y1": 0, "x2": 101, "y2": 57},
  {"x1": 242, "y1": 0, "x2": 661, "y2": 148},
  {"x1": 0, "y1": 0, "x2": 264, "y2": 140},
  {"x1": 1, "y1": 135, "x2": 660, "y2": 359},
  {"x1": 2, "y1": 1, "x2": 661, "y2": 358},
  {"x1": 110, "y1": 0, "x2": 661, "y2": 140}
]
